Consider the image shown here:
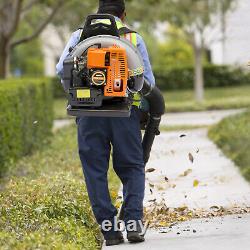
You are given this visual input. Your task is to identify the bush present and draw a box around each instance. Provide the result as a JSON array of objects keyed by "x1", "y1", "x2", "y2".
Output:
[
  {"x1": 0, "y1": 78, "x2": 53, "y2": 175},
  {"x1": 209, "y1": 110, "x2": 250, "y2": 181},
  {"x1": 51, "y1": 77, "x2": 67, "y2": 99},
  {"x1": 154, "y1": 64, "x2": 250, "y2": 90},
  {"x1": 0, "y1": 173, "x2": 100, "y2": 249}
]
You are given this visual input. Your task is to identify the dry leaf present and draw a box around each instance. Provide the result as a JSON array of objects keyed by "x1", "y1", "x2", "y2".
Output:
[
  {"x1": 172, "y1": 184, "x2": 176, "y2": 188},
  {"x1": 146, "y1": 168, "x2": 156, "y2": 173},
  {"x1": 188, "y1": 153, "x2": 194, "y2": 163},
  {"x1": 179, "y1": 169, "x2": 192, "y2": 177},
  {"x1": 210, "y1": 205, "x2": 221, "y2": 212},
  {"x1": 193, "y1": 179, "x2": 199, "y2": 187},
  {"x1": 158, "y1": 221, "x2": 169, "y2": 227},
  {"x1": 148, "y1": 199, "x2": 156, "y2": 203}
]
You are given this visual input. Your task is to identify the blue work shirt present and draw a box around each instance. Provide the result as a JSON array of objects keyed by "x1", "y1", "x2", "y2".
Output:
[{"x1": 56, "y1": 19, "x2": 155, "y2": 87}]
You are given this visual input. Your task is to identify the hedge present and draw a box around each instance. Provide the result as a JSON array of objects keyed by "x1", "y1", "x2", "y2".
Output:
[
  {"x1": 51, "y1": 65, "x2": 250, "y2": 96},
  {"x1": 154, "y1": 64, "x2": 250, "y2": 90},
  {"x1": 209, "y1": 109, "x2": 250, "y2": 181},
  {"x1": 0, "y1": 173, "x2": 100, "y2": 249},
  {"x1": 51, "y1": 77, "x2": 66, "y2": 99},
  {"x1": 0, "y1": 78, "x2": 53, "y2": 175}
]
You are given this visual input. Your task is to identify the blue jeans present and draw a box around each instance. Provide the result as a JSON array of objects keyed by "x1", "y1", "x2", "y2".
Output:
[{"x1": 77, "y1": 107, "x2": 145, "y2": 234}]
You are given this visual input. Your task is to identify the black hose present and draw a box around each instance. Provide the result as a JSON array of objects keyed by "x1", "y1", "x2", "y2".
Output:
[{"x1": 140, "y1": 83, "x2": 165, "y2": 164}]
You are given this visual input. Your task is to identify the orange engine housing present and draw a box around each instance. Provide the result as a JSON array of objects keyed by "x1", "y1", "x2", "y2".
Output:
[{"x1": 87, "y1": 46, "x2": 128, "y2": 97}]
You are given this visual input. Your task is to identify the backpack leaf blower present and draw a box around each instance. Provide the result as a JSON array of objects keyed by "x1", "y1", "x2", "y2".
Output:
[
  {"x1": 62, "y1": 14, "x2": 165, "y2": 164},
  {"x1": 62, "y1": 14, "x2": 144, "y2": 117}
]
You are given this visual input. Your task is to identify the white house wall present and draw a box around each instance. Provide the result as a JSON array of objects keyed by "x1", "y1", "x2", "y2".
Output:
[{"x1": 211, "y1": 0, "x2": 250, "y2": 67}]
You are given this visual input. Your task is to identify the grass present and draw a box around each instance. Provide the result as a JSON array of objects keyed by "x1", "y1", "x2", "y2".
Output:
[
  {"x1": 54, "y1": 98, "x2": 70, "y2": 120},
  {"x1": 164, "y1": 85, "x2": 250, "y2": 112},
  {"x1": 54, "y1": 86, "x2": 250, "y2": 120},
  {"x1": 160, "y1": 124, "x2": 208, "y2": 132},
  {"x1": 0, "y1": 126, "x2": 120, "y2": 249},
  {"x1": 208, "y1": 109, "x2": 250, "y2": 182}
]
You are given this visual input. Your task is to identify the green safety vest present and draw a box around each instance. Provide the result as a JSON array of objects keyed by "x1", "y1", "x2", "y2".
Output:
[{"x1": 115, "y1": 20, "x2": 141, "y2": 107}]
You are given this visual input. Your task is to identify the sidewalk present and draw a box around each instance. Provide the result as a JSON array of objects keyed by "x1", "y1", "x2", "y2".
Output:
[
  {"x1": 103, "y1": 109, "x2": 250, "y2": 249},
  {"x1": 106, "y1": 214, "x2": 250, "y2": 250}
]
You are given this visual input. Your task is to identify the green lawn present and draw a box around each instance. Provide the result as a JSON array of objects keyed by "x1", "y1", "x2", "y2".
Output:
[
  {"x1": 54, "y1": 98, "x2": 70, "y2": 120},
  {"x1": 209, "y1": 109, "x2": 250, "y2": 182},
  {"x1": 54, "y1": 86, "x2": 250, "y2": 120},
  {"x1": 164, "y1": 85, "x2": 250, "y2": 112},
  {"x1": 0, "y1": 126, "x2": 120, "y2": 249}
]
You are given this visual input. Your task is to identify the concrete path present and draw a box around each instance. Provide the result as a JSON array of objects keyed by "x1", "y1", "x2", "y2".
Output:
[
  {"x1": 103, "y1": 109, "x2": 250, "y2": 249},
  {"x1": 108, "y1": 214, "x2": 250, "y2": 250}
]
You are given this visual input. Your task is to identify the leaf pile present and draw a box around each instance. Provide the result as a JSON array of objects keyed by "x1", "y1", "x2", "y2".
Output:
[
  {"x1": 144, "y1": 199, "x2": 250, "y2": 229},
  {"x1": 144, "y1": 200, "x2": 193, "y2": 228}
]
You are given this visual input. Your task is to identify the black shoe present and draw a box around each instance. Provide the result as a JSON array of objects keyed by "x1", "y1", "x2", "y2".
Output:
[
  {"x1": 105, "y1": 231, "x2": 124, "y2": 246},
  {"x1": 127, "y1": 231, "x2": 145, "y2": 243},
  {"x1": 127, "y1": 221, "x2": 145, "y2": 243}
]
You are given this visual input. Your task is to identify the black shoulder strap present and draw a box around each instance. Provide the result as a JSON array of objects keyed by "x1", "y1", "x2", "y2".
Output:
[
  {"x1": 77, "y1": 24, "x2": 137, "y2": 43},
  {"x1": 118, "y1": 27, "x2": 137, "y2": 36}
]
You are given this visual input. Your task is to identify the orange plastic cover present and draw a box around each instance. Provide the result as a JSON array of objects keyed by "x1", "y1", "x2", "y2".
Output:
[{"x1": 87, "y1": 47, "x2": 128, "y2": 97}]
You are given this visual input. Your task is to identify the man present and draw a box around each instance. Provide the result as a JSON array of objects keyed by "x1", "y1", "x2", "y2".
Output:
[{"x1": 56, "y1": 0, "x2": 155, "y2": 246}]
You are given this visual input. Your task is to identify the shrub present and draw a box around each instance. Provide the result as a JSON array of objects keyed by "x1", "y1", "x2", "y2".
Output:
[
  {"x1": 154, "y1": 64, "x2": 250, "y2": 90},
  {"x1": 209, "y1": 110, "x2": 250, "y2": 181},
  {"x1": 0, "y1": 78, "x2": 53, "y2": 175},
  {"x1": 0, "y1": 173, "x2": 100, "y2": 249},
  {"x1": 51, "y1": 77, "x2": 67, "y2": 99}
]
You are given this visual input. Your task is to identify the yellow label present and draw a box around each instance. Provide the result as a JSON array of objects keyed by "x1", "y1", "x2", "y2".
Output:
[{"x1": 77, "y1": 89, "x2": 90, "y2": 98}]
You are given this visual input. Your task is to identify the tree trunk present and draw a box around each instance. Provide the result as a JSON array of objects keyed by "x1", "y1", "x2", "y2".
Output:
[
  {"x1": 193, "y1": 45, "x2": 204, "y2": 102},
  {"x1": 0, "y1": 37, "x2": 10, "y2": 79}
]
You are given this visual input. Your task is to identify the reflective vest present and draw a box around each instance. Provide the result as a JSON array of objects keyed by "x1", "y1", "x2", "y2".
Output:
[{"x1": 115, "y1": 20, "x2": 142, "y2": 107}]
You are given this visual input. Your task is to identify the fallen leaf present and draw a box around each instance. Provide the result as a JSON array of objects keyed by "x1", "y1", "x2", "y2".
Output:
[
  {"x1": 179, "y1": 169, "x2": 192, "y2": 177},
  {"x1": 149, "y1": 183, "x2": 154, "y2": 188},
  {"x1": 115, "y1": 200, "x2": 122, "y2": 209},
  {"x1": 158, "y1": 221, "x2": 169, "y2": 227},
  {"x1": 172, "y1": 184, "x2": 176, "y2": 188},
  {"x1": 110, "y1": 191, "x2": 117, "y2": 198},
  {"x1": 210, "y1": 205, "x2": 221, "y2": 212},
  {"x1": 188, "y1": 153, "x2": 194, "y2": 163},
  {"x1": 148, "y1": 199, "x2": 156, "y2": 203},
  {"x1": 146, "y1": 168, "x2": 156, "y2": 173},
  {"x1": 177, "y1": 206, "x2": 188, "y2": 212},
  {"x1": 193, "y1": 179, "x2": 199, "y2": 187}
]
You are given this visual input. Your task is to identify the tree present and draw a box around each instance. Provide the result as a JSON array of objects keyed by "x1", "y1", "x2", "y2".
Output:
[
  {"x1": 157, "y1": 0, "x2": 237, "y2": 102},
  {"x1": 0, "y1": 0, "x2": 98, "y2": 79},
  {"x1": 0, "y1": 0, "x2": 67, "y2": 78}
]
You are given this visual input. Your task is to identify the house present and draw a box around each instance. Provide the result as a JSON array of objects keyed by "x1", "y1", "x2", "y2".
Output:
[
  {"x1": 41, "y1": 25, "x2": 70, "y2": 77},
  {"x1": 211, "y1": 0, "x2": 250, "y2": 68}
]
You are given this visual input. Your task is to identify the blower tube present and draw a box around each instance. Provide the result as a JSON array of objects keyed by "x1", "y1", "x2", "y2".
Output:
[{"x1": 140, "y1": 80, "x2": 165, "y2": 164}]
